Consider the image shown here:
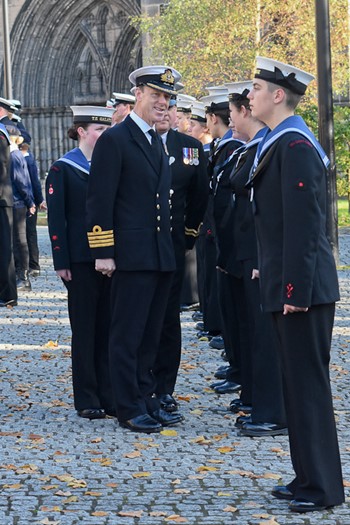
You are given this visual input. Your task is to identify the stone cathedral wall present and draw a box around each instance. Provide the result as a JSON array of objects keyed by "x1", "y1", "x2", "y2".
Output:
[{"x1": 0, "y1": 0, "x2": 143, "y2": 174}]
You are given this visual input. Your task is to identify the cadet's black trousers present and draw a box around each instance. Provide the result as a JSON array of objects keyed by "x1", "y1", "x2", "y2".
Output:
[
  {"x1": 272, "y1": 303, "x2": 344, "y2": 507},
  {"x1": 0, "y1": 206, "x2": 17, "y2": 302}
]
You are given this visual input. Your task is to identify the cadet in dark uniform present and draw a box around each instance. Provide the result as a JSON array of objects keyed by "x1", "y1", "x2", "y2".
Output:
[
  {"x1": 226, "y1": 81, "x2": 286, "y2": 436},
  {"x1": 86, "y1": 66, "x2": 184, "y2": 433},
  {"x1": 46, "y1": 106, "x2": 114, "y2": 419},
  {"x1": 248, "y1": 57, "x2": 344, "y2": 512},
  {"x1": 202, "y1": 90, "x2": 245, "y2": 392},
  {"x1": 0, "y1": 123, "x2": 16, "y2": 307},
  {"x1": 153, "y1": 101, "x2": 208, "y2": 411},
  {"x1": 109, "y1": 93, "x2": 135, "y2": 126}
]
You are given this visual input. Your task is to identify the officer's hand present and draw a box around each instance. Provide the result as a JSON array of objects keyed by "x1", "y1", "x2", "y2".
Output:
[
  {"x1": 283, "y1": 304, "x2": 309, "y2": 315},
  {"x1": 95, "y1": 258, "x2": 116, "y2": 277},
  {"x1": 56, "y1": 269, "x2": 72, "y2": 282},
  {"x1": 40, "y1": 201, "x2": 47, "y2": 210},
  {"x1": 251, "y1": 269, "x2": 259, "y2": 279}
]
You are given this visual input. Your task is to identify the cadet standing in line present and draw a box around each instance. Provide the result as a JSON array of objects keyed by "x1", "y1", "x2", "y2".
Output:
[
  {"x1": 46, "y1": 106, "x2": 114, "y2": 420},
  {"x1": 248, "y1": 57, "x2": 344, "y2": 512},
  {"x1": 86, "y1": 66, "x2": 184, "y2": 433}
]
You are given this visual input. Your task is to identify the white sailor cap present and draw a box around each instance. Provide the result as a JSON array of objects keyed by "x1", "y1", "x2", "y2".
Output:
[
  {"x1": 254, "y1": 57, "x2": 314, "y2": 95},
  {"x1": 70, "y1": 106, "x2": 115, "y2": 125},
  {"x1": 9, "y1": 99, "x2": 22, "y2": 110},
  {"x1": 129, "y1": 65, "x2": 181, "y2": 95},
  {"x1": 190, "y1": 101, "x2": 207, "y2": 123},
  {"x1": 205, "y1": 85, "x2": 228, "y2": 95},
  {"x1": 112, "y1": 92, "x2": 136, "y2": 105},
  {"x1": 200, "y1": 93, "x2": 229, "y2": 113},
  {"x1": 11, "y1": 113, "x2": 22, "y2": 123},
  {"x1": 0, "y1": 97, "x2": 17, "y2": 112},
  {"x1": 177, "y1": 94, "x2": 196, "y2": 113},
  {"x1": 224, "y1": 81, "x2": 253, "y2": 100}
]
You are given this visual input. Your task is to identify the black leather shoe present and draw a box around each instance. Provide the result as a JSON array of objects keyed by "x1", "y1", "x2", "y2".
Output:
[
  {"x1": 195, "y1": 321, "x2": 204, "y2": 331},
  {"x1": 214, "y1": 365, "x2": 229, "y2": 379},
  {"x1": 235, "y1": 415, "x2": 252, "y2": 428},
  {"x1": 289, "y1": 500, "x2": 329, "y2": 513},
  {"x1": 0, "y1": 299, "x2": 17, "y2": 307},
  {"x1": 209, "y1": 336, "x2": 225, "y2": 350},
  {"x1": 271, "y1": 485, "x2": 294, "y2": 501},
  {"x1": 120, "y1": 414, "x2": 162, "y2": 433},
  {"x1": 77, "y1": 408, "x2": 106, "y2": 419},
  {"x1": 28, "y1": 269, "x2": 40, "y2": 277},
  {"x1": 192, "y1": 311, "x2": 203, "y2": 322},
  {"x1": 214, "y1": 381, "x2": 241, "y2": 394},
  {"x1": 229, "y1": 400, "x2": 252, "y2": 414},
  {"x1": 210, "y1": 379, "x2": 227, "y2": 389},
  {"x1": 239, "y1": 422, "x2": 288, "y2": 437},
  {"x1": 157, "y1": 394, "x2": 178, "y2": 413},
  {"x1": 151, "y1": 408, "x2": 184, "y2": 427}
]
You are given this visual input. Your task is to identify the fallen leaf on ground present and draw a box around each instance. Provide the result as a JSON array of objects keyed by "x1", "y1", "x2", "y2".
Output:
[
  {"x1": 149, "y1": 511, "x2": 168, "y2": 517},
  {"x1": 174, "y1": 488, "x2": 191, "y2": 494},
  {"x1": 223, "y1": 506, "x2": 238, "y2": 513},
  {"x1": 124, "y1": 450, "x2": 142, "y2": 458},
  {"x1": 90, "y1": 437, "x2": 102, "y2": 443},
  {"x1": 197, "y1": 466, "x2": 219, "y2": 472},
  {"x1": 161, "y1": 429, "x2": 178, "y2": 436},
  {"x1": 263, "y1": 473, "x2": 281, "y2": 480},
  {"x1": 43, "y1": 340, "x2": 58, "y2": 348},
  {"x1": 217, "y1": 446, "x2": 234, "y2": 454},
  {"x1": 84, "y1": 491, "x2": 102, "y2": 496},
  {"x1": 165, "y1": 515, "x2": 188, "y2": 523},
  {"x1": 218, "y1": 492, "x2": 232, "y2": 497},
  {"x1": 118, "y1": 510, "x2": 143, "y2": 517},
  {"x1": 91, "y1": 511, "x2": 109, "y2": 517},
  {"x1": 191, "y1": 435, "x2": 212, "y2": 445},
  {"x1": 132, "y1": 472, "x2": 151, "y2": 478},
  {"x1": 39, "y1": 519, "x2": 60, "y2": 525}
]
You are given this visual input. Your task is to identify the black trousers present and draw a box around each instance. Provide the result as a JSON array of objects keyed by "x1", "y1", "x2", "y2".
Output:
[
  {"x1": 241, "y1": 260, "x2": 285, "y2": 424},
  {"x1": 0, "y1": 206, "x2": 17, "y2": 302},
  {"x1": 65, "y1": 263, "x2": 112, "y2": 411},
  {"x1": 180, "y1": 248, "x2": 199, "y2": 305},
  {"x1": 13, "y1": 206, "x2": 29, "y2": 272},
  {"x1": 272, "y1": 303, "x2": 344, "y2": 507},
  {"x1": 202, "y1": 237, "x2": 221, "y2": 332},
  {"x1": 109, "y1": 270, "x2": 173, "y2": 421},
  {"x1": 154, "y1": 261, "x2": 184, "y2": 396},
  {"x1": 26, "y1": 208, "x2": 40, "y2": 270}
]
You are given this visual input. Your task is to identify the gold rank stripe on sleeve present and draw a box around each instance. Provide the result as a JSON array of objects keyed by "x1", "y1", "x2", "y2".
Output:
[
  {"x1": 87, "y1": 225, "x2": 115, "y2": 248},
  {"x1": 185, "y1": 226, "x2": 200, "y2": 238}
]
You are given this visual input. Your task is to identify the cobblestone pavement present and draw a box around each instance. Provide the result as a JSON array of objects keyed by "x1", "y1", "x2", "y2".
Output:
[{"x1": 0, "y1": 226, "x2": 350, "y2": 525}]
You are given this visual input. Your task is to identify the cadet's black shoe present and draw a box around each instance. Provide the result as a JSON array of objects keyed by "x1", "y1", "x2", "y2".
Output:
[
  {"x1": 77, "y1": 408, "x2": 106, "y2": 419},
  {"x1": 195, "y1": 321, "x2": 204, "y2": 331},
  {"x1": 214, "y1": 365, "x2": 229, "y2": 379},
  {"x1": 289, "y1": 500, "x2": 329, "y2": 513},
  {"x1": 28, "y1": 269, "x2": 40, "y2": 277},
  {"x1": 235, "y1": 415, "x2": 252, "y2": 428},
  {"x1": 239, "y1": 422, "x2": 288, "y2": 437},
  {"x1": 209, "y1": 336, "x2": 225, "y2": 350},
  {"x1": 214, "y1": 381, "x2": 241, "y2": 394},
  {"x1": 192, "y1": 311, "x2": 203, "y2": 322},
  {"x1": 210, "y1": 379, "x2": 227, "y2": 389},
  {"x1": 271, "y1": 485, "x2": 294, "y2": 501},
  {"x1": 120, "y1": 414, "x2": 162, "y2": 433},
  {"x1": 0, "y1": 299, "x2": 17, "y2": 307},
  {"x1": 157, "y1": 394, "x2": 178, "y2": 413},
  {"x1": 229, "y1": 399, "x2": 252, "y2": 414},
  {"x1": 151, "y1": 408, "x2": 184, "y2": 427},
  {"x1": 104, "y1": 407, "x2": 118, "y2": 417}
]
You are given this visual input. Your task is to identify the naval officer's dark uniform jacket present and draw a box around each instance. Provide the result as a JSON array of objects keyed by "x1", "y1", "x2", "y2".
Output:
[
  {"x1": 0, "y1": 125, "x2": 17, "y2": 304},
  {"x1": 153, "y1": 128, "x2": 208, "y2": 396},
  {"x1": 86, "y1": 114, "x2": 176, "y2": 422},
  {"x1": 229, "y1": 135, "x2": 285, "y2": 424},
  {"x1": 250, "y1": 126, "x2": 344, "y2": 507},
  {"x1": 46, "y1": 148, "x2": 112, "y2": 412}
]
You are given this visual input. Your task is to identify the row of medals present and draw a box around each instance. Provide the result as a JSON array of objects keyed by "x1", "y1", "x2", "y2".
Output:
[{"x1": 182, "y1": 147, "x2": 199, "y2": 166}]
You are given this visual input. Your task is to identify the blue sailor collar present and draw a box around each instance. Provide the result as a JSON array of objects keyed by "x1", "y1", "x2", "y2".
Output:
[
  {"x1": 215, "y1": 130, "x2": 244, "y2": 153},
  {"x1": 58, "y1": 147, "x2": 90, "y2": 175},
  {"x1": 254, "y1": 115, "x2": 329, "y2": 170},
  {"x1": 0, "y1": 122, "x2": 10, "y2": 145}
]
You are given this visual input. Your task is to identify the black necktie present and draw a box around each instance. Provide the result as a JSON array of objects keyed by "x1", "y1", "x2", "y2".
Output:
[{"x1": 148, "y1": 129, "x2": 163, "y2": 165}]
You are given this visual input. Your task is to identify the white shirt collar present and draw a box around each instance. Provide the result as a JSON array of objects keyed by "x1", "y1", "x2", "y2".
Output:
[{"x1": 130, "y1": 110, "x2": 155, "y2": 143}]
